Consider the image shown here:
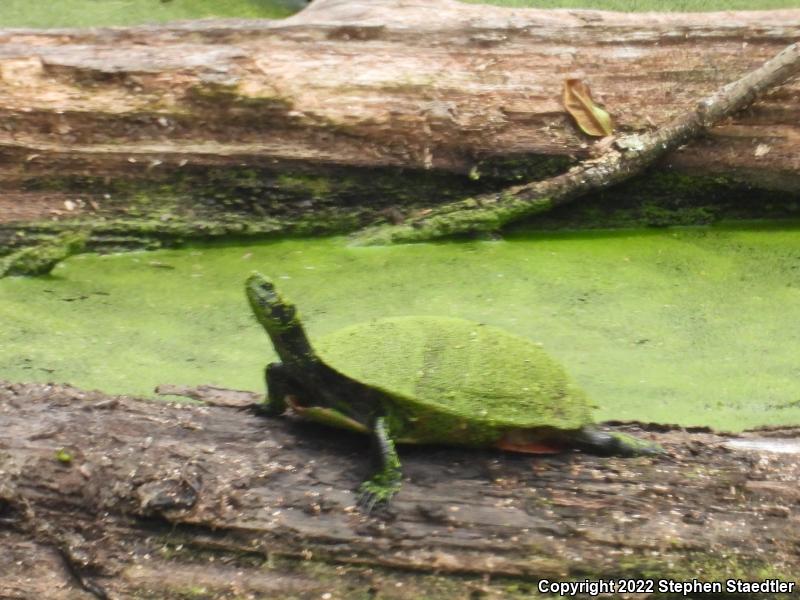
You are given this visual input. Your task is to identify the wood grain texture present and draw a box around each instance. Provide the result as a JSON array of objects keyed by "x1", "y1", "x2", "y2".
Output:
[
  {"x1": 1, "y1": 381, "x2": 798, "y2": 598},
  {"x1": 0, "y1": 0, "x2": 798, "y2": 179}
]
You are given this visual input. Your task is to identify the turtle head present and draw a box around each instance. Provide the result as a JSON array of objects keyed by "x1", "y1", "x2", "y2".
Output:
[
  {"x1": 246, "y1": 272, "x2": 314, "y2": 364},
  {"x1": 246, "y1": 272, "x2": 296, "y2": 331}
]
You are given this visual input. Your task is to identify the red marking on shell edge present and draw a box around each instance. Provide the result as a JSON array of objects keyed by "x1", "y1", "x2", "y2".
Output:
[{"x1": 496, "y1": 439, "x2": 564, "y2": 454}]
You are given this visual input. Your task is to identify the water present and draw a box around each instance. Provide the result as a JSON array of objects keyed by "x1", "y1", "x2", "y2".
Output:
[
  {"x1": 2, "y1": 223, "x2": 800, "y2": 431},
  {"x1": 725, "y1": 438, "x2": 800, "y2": 454}
]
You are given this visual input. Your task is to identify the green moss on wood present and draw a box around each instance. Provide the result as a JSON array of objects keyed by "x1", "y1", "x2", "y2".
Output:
[
  {"x1": 5, "y1": 164, "x2": 800, "y2": 254},
  {"x1": 0, "y1": 232, "x2": 87, "y2": 277}
]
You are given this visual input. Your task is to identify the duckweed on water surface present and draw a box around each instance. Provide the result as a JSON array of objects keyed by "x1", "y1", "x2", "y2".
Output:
[
  {"x1": 0, "y1": 0, "x2": 306, "y2": 28},
  {"x1": 2, "y1": 0, "x2": 795, "y2": 29},
  {"x1": 469, "y1": 0, "x2": 800, "y2": 10},
  {"x1": 2, "y1": 224, "x2": 800, "y2": 432}
]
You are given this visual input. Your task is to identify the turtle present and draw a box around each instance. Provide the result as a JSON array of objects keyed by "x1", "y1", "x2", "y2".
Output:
[{"x1": 246, "y1": 272, "x2": 661, "y2": 511}]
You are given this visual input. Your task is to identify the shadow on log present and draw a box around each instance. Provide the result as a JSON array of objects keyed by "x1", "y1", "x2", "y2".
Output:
[{"x1": 1, "y1": 381, "x2": 799, "y2": 598}]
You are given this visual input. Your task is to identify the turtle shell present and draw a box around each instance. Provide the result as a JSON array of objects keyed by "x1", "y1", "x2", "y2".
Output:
[{"x1": 315, "y1": 316, "x2": 593, "y2": 432}]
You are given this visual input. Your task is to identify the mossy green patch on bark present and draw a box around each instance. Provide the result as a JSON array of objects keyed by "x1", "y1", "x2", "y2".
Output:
[
  {"x1": 353, "y1": 193, "x2": 555, "y2": 245},
  {"x1": 3, "y1": 163, "x2": 507, "y2": 253},
  {"x1": 0, "y1": 232, "x2": 87, "y2": 277},
  {"x1": 520, "y1": 170, "x2": 800, "y2": 232},
  {"x1": 5, "y1": 163, "x2": 800, "y2": 254},
  {"x1": 275, "y1": 174, "x2": 333, "y2": 199}
]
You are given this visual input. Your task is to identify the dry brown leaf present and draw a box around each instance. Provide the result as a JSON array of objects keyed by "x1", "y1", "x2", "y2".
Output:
[
  {"x1": 754, "y1": 143, "x2": 771, "y2": 157},
  {"x1": 563, "y1": 78, "x2": 614, "y2": 137}
]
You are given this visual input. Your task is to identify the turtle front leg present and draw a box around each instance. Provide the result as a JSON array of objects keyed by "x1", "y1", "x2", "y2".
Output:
[
  {"x1": 257, "y1": 362, "x2": 292, "y2": 416},
  {"x1": 358, "y1": 417, "x2": 402, "y2": 513},
  {"x1": 574, "y1": 426, "x2": 663, "y2": 457}
]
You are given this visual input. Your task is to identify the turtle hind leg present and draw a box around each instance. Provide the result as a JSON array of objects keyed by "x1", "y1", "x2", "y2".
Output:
[
  {"x1": 573, "y1": 426, "x2": 664, "y2": 457},
  {"x1": 358, "y1": 416, "x2": 402, "y2": 514},
  {"x1": 255, "y1": 362, "x2": 293, "y2": 417}
]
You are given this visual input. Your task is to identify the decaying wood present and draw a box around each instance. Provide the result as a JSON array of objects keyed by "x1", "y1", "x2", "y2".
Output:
[
  {"x1": 2, "y1": 0, "x2": 800, "y2": 250},
  {"x1": 354, "y1": 41, "x2": 800, "y2": 244},
  {"x1": 1, "y1": 380, "x2": 799, "y2": 598}
]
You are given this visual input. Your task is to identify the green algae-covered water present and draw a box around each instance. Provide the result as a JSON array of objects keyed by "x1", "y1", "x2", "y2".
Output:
[
  {"x1": 2, "y1": 0, "x2": 797, "y2": 29},
  {"x1": 2, "y1": 225, "x2": 800, "y2": 432}
]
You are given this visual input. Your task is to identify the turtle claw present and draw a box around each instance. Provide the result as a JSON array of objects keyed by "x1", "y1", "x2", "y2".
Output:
[
  {"x1": 356, "y1": 490, "x2": 381, "y2": 515},
  {"x1": 576, "y1": 427, "x2": 664, "y2": 457},
  {"x1": 356, "y1": 479, "x2": 400, "y2": 515}
]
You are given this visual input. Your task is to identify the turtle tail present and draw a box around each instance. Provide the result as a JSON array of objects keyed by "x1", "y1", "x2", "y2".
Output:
[{"x1": 246, "y1": 272, "x2": 316, "y2": 365}]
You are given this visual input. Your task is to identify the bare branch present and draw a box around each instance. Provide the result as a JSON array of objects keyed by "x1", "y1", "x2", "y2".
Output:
[{"x1": 354, "y1": 42, "x2": 800, "y2": 245}]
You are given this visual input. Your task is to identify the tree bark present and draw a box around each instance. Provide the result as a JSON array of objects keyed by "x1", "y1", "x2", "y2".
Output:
[
  {"x1": 2, "y1": 0, "x2": 800, "y2": 250},
  {"x1": 1, "y1": 381, "x2": 799, "y2": 598}
]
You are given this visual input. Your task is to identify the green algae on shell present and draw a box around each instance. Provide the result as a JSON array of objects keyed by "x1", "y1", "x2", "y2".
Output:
[{"x1": 315, "y1": 316, "x2": 593, "y2": 445}]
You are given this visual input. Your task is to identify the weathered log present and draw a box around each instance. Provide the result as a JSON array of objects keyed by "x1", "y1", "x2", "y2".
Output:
[
  {"x1": 2, "y1": 0, "x2": 800, "y2": 251},
  {"x1": 353, "y1": 41, "x2": 800, "y2": 243},
  {"x1": 1, "y1": 381, "x2": 799, "y2": 598}
]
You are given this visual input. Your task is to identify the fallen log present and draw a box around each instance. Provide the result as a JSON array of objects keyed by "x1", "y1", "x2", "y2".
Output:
[
  {"x1": 2, "y1": 0, "x2": 800, "y2": 251},
  {"x1": 1, "y1": 381, "x2": 799, "y2": 598},
  {"x1": 353, "y1": 41, "x2": 800, "y2": 244}
]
